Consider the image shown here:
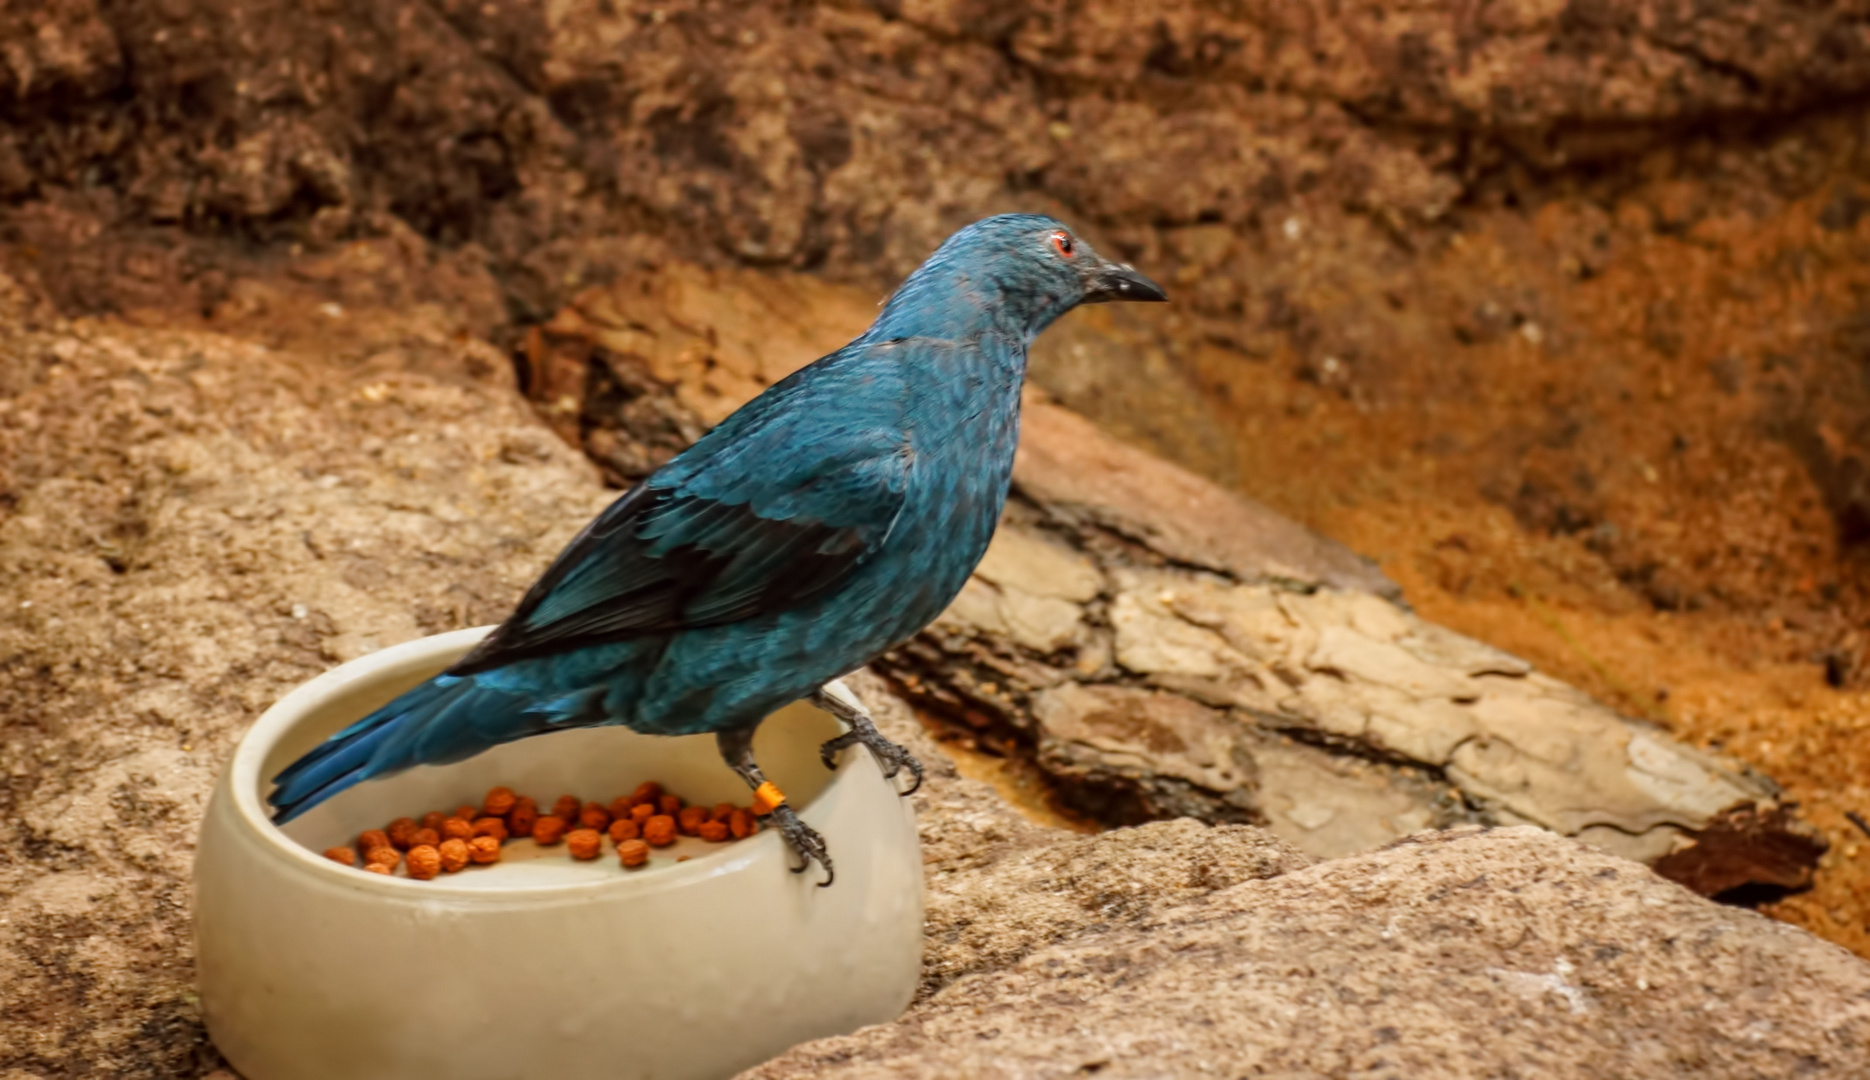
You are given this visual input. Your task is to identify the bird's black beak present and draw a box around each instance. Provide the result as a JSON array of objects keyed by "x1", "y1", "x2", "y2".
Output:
[{"x1": 1082, "y1": 260, "x2": 1168, "y2": 304}]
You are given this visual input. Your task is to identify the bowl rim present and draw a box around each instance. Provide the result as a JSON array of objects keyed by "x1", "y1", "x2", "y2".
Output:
[{"x1": 224, "y1": 625, "x2": 857, "y2": 903}]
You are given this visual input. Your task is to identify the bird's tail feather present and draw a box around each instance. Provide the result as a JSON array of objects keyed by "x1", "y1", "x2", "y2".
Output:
[
  {"x1": 267, "y1": 659, "x2": 627, "y2": 825},
  {"x1": 270, "y1": 675, "x2": 510, "y2": 823}
]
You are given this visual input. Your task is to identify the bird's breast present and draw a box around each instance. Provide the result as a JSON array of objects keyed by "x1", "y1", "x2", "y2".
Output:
[{"x1": 869, "y1": 395, "x2": 1020, "y2": 625}]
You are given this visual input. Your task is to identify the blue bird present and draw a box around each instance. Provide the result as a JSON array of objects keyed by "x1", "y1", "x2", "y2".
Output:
[{"x1": 268, "y1": 214, "x2": 1166, "y2": 883}]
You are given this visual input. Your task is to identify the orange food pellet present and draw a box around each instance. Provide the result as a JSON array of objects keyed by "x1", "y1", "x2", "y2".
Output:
[
  {"x1": 361, "y1": 777, "x2": 770, "y2": 884},
  {"x1": 386, "y1": 817, "x2": 419, "y2": 849},
  {"x1": 644, "y1": 814, "x2": 677, "y2": 847},
  {"x1": 677, "y1": 806, "x2": 710, "y2": 836},
  {"x1": 407, "y1": 845, "x2": 442, "y2": 880},
  {"x1": 533, "y1": 815, "x2": 567, "y2": 846},
  {"x1": 579, "y1": 802, "x2": 611, "y2": 831},
  {"x1": 509, "y1": 799, "x2": 538, "y2": 838},
  {"x1": 566, "y1": 828, "x2": 602, "y2": 860},
  {"x1": 439, "y1": 838, "x2": 470, "y2": 873},
  {"x1": 482, "y1": 786, "x2": 517, "y2": 817},
  {"x1": 322, "y1": 846, "x2": 357, "y2": 866}
]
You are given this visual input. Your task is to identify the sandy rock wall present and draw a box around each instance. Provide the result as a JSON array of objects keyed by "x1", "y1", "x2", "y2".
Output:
[
  {"x1": 4, "y1": 0, "x2": 1870, "y2": 675},
  {"x1": 4, "y1": 0, "x2": 1868, "y2": 706},
  {"x1": 4, "y1": 2, "x2": 1868, "y2": 265}
]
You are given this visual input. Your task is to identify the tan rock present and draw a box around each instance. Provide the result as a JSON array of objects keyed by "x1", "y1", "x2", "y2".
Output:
[
  {"x1": 947, "y1": 531, "x2": 1101, "y2": 655},
  {"x1": 972, "y1": 528, "x2": 1104, "y2": 603},
  {"x1": 920, "y1": 818, "x2": 1310, "y2": 996},
  {"x1": 0, "y1": 279, "x2": 610, "y2": 1075},
  {"x1": 1015, "y1": 400, "x2": 1398, "y2": 596},
  {"x1": 1032, "y1": 684, "x2": 1257, "y2": 820},
  {"x1": 1251, "y1": 738, "x2": 1452, "y2": 857},
  {"x1": 745, "y1": 828, "x2": 1870, "y2": 1080}
]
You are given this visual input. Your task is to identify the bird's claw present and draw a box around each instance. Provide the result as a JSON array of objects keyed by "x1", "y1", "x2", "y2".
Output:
[
  {"x1": 819, "y1": 715, "x2": 924, "y2": 797},
  {"x1": 769, "y1": 804, "x2": 834, "y2": 887}
]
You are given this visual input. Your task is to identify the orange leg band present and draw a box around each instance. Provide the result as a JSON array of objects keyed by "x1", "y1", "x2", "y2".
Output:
[{"x1": 751, "y1": 781, "x2": 787, "y2": 816}]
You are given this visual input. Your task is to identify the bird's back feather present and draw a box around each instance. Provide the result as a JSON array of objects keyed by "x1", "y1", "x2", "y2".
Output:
[
  {"x1": 451, "y1": 341, "x2": 913, "y2": 674},
  {"x1": 266, "y1": 217, "x2": 1091, "y2": 823},
  {"x1": 269, "y1": 342, "x2": 923, "y2": 820}
]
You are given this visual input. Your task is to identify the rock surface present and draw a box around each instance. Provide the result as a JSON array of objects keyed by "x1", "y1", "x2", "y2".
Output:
[
  {"x1": 818, "y1": 675, "x2": 1870, "y2": 1080},
  {"x1": 746, "y1": 827, "x2": 1870, "y2": 1080},
  {"x1": 3, "y1": 0, "x2": 1868, "y2": 291},
  {"x1": 0, "y1": 272, "x2": 609, "y2": 1075}
]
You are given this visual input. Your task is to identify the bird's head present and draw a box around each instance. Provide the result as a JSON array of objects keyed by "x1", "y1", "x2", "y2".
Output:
[{"x1": 871, "y1": 214, "x2": 1167, "y2": 344}]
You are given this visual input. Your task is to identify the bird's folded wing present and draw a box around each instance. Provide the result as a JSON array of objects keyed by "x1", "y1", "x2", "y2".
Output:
[{"x1": 449, "y1": 423, "x2": 910, "y2": 673}]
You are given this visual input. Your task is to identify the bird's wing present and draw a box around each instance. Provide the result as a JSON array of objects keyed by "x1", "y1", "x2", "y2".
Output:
[{"x1": 450, "y1": 352, "x2": 911, "y2": 673}]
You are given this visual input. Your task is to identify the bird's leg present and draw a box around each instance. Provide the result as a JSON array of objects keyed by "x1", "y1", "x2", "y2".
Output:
[
  {"x1": 716, "y1": 727, "x2": 833, "y2": 887},
  {"x1": 811, "y1": 685, "x2": 924, "y2": 796}
]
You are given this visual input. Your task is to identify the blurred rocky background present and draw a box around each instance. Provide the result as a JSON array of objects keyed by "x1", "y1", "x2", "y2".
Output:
[{"x1": 3, "y1": 1, "x2": 1870, "y2": 1076}]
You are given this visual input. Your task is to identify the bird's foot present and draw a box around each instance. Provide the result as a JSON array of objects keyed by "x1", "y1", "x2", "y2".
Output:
[
  {"x1": 766, "y1": 803, "x2": 833, "y2": 887},
  {"x1": 818, "y1": 712, "x2": 924, "y2": 796},
  {"x1": 719, "y1": 730, "x2": 835, "y2": 888}
]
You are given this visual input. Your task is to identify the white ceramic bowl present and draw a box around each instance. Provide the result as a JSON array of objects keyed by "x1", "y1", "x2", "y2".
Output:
[{"x1": 195, "y1": 626, "x2": 923, "y2": 1080}]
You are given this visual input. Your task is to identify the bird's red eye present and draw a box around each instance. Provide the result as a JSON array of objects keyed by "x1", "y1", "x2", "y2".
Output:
[{"x1": 1050, "y1": 230, "x2": 1075, "y2": 257}]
